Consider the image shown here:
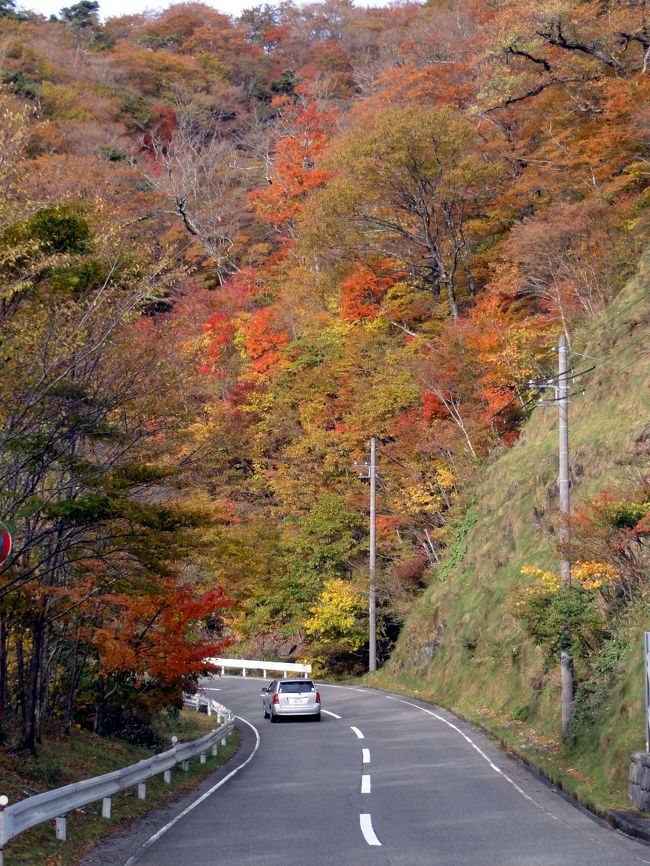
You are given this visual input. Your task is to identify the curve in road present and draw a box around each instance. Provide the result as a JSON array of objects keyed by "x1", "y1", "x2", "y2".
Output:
[{"x1": 122, "y1": 678, "x2": 650, "y2": 866}]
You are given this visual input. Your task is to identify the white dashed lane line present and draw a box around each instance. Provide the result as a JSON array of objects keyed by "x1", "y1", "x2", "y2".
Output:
[
  {"x1": 321, "y1": 710, "x2": 375, "y2": 845},
  {"x1": 360, "y1": 814, "x2": 382, "y2": 846},
  {"x1": 348, "y1": 727, "x2": 377, "y2": 845}
]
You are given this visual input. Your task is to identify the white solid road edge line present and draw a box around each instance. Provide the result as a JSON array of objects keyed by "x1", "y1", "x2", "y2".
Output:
[
  {"x1": 362, "y1": 748, "x2": 370, "y2": 764},
  {"x1": 350, "y1": 726, "x2": 364, "y2": 739},
  {"x1": 361, "y1": 774, "x2": 371, "y2": 794},
  {"x1": 123, "y1": 716, "x2": 261, "y2": 866},
  {"x1": 385, "y1": 697, "x2": 547, "y2": 811},
  {"x1": 360, "y1": 813, "x2": 382, "y2": 846},
  {"x1": 322, "y1": 709, "x2": 342, "y2": 719}
]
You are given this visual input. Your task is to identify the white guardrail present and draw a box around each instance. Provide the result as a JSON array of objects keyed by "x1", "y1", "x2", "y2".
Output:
[
  {"x1": 206, "y1": 657, "x2": 311, "y2": 678},
  {"x1": 0, "y1": 695, "x2": 234, "y2": 865}
]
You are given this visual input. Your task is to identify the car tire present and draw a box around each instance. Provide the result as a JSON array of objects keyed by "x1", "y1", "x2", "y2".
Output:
[
  {"x1": 314, "y1": 713, "x2": 321, "y2": 722},
  {"x1": 263, "y1": 707, "x2": 270, "y2": 719},
  {"x1": 270, "y1": 710, "x2": 278, "y2": 723}
]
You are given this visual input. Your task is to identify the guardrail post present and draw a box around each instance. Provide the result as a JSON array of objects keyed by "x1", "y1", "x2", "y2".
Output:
[
  {"x1": 164, "y1": 770, "x2": 171, "y2": 784},
  {"x1": 207, "y1": 702, "x2": 212, "y2": 717},
  {"x1": 181, "y1": 760, "x2": 189, "y2": 772},
  {"x1": 284, "y1": 670, "x2": 288, "y2": 677},
  {"x1": 242, "y1": 666, "x2": 247, "y2": 677},
  {"x1": 200, "y1": 753, "x2": 206, "y2": 764},
  {"x1": 102, "y1": 797, "x2": 111, "y2": 819},
  {"x1": 56, "y1": 816, "x2": 67, "y2": 841},
  {"x1": 0, "y1": 795, "x2": 10, "y2": 850},
  {"x1": 263, "y1": 669, "x2": 267, "y2": 677},
  {"x1": 221, "y1": 736, "x2": 227, "y2": 746},
  {"x1": 138, "y1": 783, "x2": 147, "y2": 800},
  {"x1": 212, "y1": 743, "x2": 218, "y2": 757}
]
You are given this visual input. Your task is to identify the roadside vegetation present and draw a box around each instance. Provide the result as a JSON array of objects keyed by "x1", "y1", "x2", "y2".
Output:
[{"x1": 0, "y1": 709, "x2": 239, "y2": 866}]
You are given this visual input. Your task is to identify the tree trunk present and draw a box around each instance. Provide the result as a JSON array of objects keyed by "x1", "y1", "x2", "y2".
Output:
[
  {"x1": 443, "y1": 276, "x2": 459, "y2": 321},
  {"x1": 94, "y1": 677, "x2": 106, "y2": 735},
  {"x1": 560, "y1": 650, "x2": 574, "y2": 734},
  {"x1": 16, "y1": 635, "x2": 27, "y2": 726},
  {"x1": 64, "y1": 638, "x2": 90, "y2": 732},
  {"x1": 424, "y1": 242, "x2": 459, "y2": 321},
  {"x1": 0, "y1": 613, "x2": 7, "y2": 742},
  {"x1": 22, "y1": 614, "x2": 45, "y2": 752},
  {"x1": 463, "y1": 261, "x2": 476, "y2": 297}
]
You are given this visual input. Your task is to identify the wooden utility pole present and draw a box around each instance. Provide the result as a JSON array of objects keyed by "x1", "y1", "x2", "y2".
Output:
[
  {"x1": 558, "y1": 333, "x2": 574, "y2": 733},
  {"x1": 369, "y1": 437, "x2": 377, "y2": 672}
]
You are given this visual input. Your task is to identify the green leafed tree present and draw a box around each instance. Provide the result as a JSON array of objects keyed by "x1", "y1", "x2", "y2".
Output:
[
  {"x1": 0, "y1": 0, "x2": 26, "y2": 20},
  {"x1": 59, "y1": 0, "x2": 99, "y2": 28}
]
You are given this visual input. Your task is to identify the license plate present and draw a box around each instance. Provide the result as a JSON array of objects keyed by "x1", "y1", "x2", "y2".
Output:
[{"x1": 289, "y1": 698, "x2": 306, "y2": 704}]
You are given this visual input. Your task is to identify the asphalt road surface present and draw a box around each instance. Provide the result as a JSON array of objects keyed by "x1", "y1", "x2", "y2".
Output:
[{"x1": 123, "y1": 677, "x2": 650, "y2": 866}]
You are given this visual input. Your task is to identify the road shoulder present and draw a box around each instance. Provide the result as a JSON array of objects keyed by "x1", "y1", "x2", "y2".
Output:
[{"x1": 78, "y1": 720, "x2": 254, "y2": 866}]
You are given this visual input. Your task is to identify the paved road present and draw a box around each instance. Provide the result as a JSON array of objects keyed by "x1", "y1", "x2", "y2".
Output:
[{"x1": 125, "y1": 678, "x2": 650, "y2": 866}]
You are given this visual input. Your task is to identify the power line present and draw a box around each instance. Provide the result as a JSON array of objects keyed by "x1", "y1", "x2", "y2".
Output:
[
  {"x1": 491, "y1": 287, "x2": 649, "y2": 423},
  {"x1": 527, "y1": 363, "x2": 596, "y2": 391},
  {"x1": 496, "y1": 338, "x2": 648, "y2": 439},
  {"x1": 536, "y1": 388, "x2": 587, "y2": 405},
  {"x1": 573, "y1": 289, "x2": 650, "y2": 344},
  {"x1": 489, "y1": 357, "x2": 595, "y2": 423},
  {"x1": 603, "y1": 348, "x2": 650, "y2": 376},
  {"x1": 580, "y1": 332, "x2": 649, "y2": 370},
  {"x1": 376, "y1": 447, "x2": 412, "y2": 474}
]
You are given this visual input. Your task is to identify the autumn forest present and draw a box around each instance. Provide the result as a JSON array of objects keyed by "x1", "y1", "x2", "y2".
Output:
[{"x1": 0, "y1": 0, "x2": 649, "y2": 754}]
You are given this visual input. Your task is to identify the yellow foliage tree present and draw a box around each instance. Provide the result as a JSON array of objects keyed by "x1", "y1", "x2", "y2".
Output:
[{"x1": 304, "y1": 578, "x2": 367, "y2": 673}]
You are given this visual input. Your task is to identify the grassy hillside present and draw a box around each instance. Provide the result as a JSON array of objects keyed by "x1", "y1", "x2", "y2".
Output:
[{"x1": 372, "y1": 252, "x2": 650, "y2": 813}]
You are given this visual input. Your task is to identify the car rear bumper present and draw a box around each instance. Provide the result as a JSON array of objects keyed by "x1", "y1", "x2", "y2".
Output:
[{"x1": 272, "y1": 703, "x2": 321, "y2": 717}]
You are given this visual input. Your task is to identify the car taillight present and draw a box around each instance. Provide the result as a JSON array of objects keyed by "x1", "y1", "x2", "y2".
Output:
[
  {"x1": 272, "y1": 693, "x2": 279, "y2": 704},
  {"x1": 315, "y1": 691, "x2": 321, "y2": 703}
]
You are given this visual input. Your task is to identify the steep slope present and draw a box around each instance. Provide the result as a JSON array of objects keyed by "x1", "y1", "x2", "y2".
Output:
[{"x1": 376, "y1": 251, "x2": 650, "y2": 810}]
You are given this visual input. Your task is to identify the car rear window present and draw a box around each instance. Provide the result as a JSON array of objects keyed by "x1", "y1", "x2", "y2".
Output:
[{"x1": 279, "y1": 681, "x2": 314, "y2": 693}]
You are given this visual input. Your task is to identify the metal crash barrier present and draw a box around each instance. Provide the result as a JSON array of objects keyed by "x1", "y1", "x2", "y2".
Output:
[{"x1": 0, "y1": 697, "x2": 234, "y2": 865}]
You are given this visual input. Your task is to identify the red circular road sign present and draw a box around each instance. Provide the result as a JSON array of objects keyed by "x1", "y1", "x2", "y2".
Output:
[{"x1": 0, "y1": 524, "x2": 12, "y2": 565}]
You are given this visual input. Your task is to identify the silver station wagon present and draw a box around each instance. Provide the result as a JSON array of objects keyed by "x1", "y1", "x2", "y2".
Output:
[{"x1": 261, "y1": 679, "x2": 321, "y2": 722}]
